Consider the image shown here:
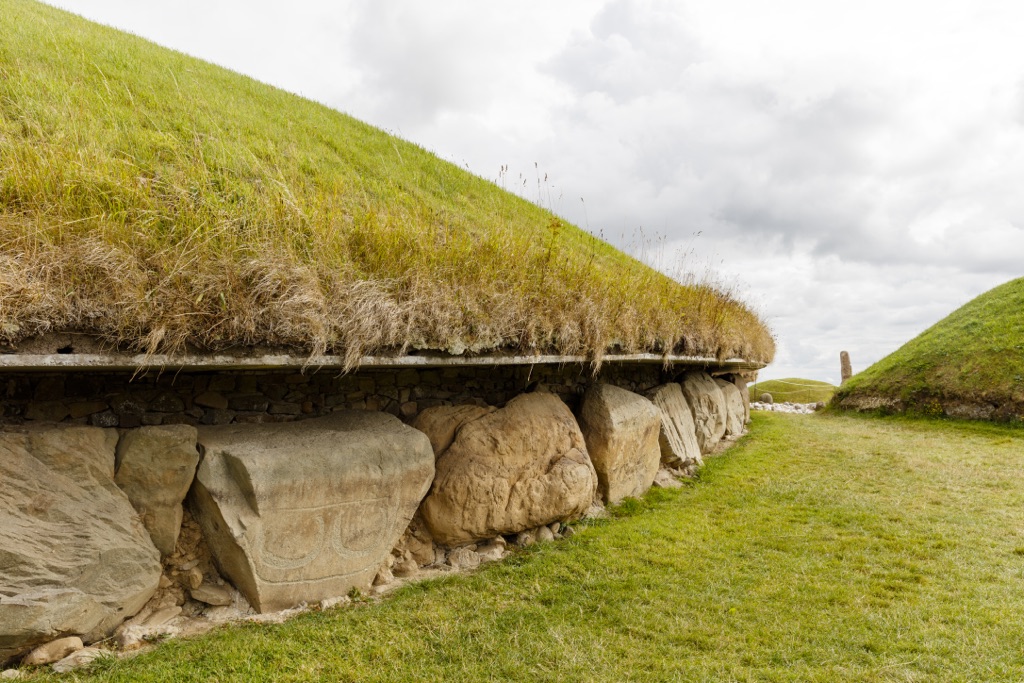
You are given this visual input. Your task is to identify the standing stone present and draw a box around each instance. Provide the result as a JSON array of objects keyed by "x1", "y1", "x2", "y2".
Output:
[
  {"x1": 114, "y1": 425, "x2": 200, "y2": 555},
  {"x1": 578, "y1": 384, "x2": 661, "y2": 505},
  {"x1": 840, "y1": 351, "x2": 853, "y2": 384},
  {"x1": 0, "y1": 427, "x2": 161, "y2": 665},
  {"x1": 191, "y1": 412, "x2": 434, "y2": 613},
  {"x1": 644, "y1": 384, "x2": 702, "y2": 470},
  {"x1": 714, "y1": 379, "x2": 746, "y2": 437},
  {"x1": 419, "y1": 393, "x2": 597, "y2": 546},
  {"x1": 680, "y1": 372, "x2": 728, "y2": 455}
]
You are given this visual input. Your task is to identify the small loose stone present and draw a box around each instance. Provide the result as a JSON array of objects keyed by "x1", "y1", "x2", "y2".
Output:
[
  {"x1": 190, "y1": 584, "x2": 234, "y2": 607},
  {"x1": 51, "y1": 647, "x2": 106, "y2": 673},
  {"x1": 22, "y1": 637, "x2": 83, "y2": 666}
]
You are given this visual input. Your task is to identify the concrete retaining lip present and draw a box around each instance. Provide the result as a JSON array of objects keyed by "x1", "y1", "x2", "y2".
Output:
[{"x1": 0, "y1": 352, "x2": 767, "y2": 373}]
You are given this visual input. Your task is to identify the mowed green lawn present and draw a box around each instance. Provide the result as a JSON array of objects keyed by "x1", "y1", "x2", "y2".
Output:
[{"x1": 41, "y1": 413, "x2": 1024, "y2": 682}]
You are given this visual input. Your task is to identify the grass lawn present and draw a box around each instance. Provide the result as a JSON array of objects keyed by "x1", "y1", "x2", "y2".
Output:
[
  {"x1": 36, "y1": 412, "x2": 1024, "y2": 682},
  {"x1": 749, "y1": 377, "x2": 836, "y2": 404}
]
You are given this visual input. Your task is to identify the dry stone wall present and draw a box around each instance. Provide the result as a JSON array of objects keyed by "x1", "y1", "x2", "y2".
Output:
[
  {"x1": 0, "y1": 363, "x2": 751, "y2": 669},
  {"x1": 1, "y1": 364, "x2": 668, "y2": 429}
]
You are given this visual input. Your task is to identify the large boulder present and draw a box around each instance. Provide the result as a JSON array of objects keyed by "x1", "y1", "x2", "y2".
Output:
[
  {"x1": 645, "y1": 384, "x2": 703, "y2": 470},
  {"x1": 418, "y1": 393, "x2": 597, "y2": 546},
  {"x1": 680, "y1": 372, "x2": 727, "y2": 454},
  {"x1": 0, "y1": 426, "x2": 161, "y2": 664},
  {"x1": 114, "y1": 425, "x2": 200, "y2": 555},
  {"x1": 578, "y1": 384, "x2": 661, "y2": 504},
  {"x1": 715, "y1": 379, "x2": 747, "y2": 437},
  {"x1": 191, "y1": 411, "x2": 434, "y2": 612}
]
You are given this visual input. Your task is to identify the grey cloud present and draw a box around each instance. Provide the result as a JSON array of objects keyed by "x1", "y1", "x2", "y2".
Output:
[
  {"x1": 543, "y1": 0, "x2": 699, "y2": 102},
  {"x1": 342, "y1": 3, "x2": 504, "y2": 126}
]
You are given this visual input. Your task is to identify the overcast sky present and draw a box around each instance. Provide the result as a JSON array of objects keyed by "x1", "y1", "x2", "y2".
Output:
[{"x1": 48, "y1": 0, "x2": 1024, "y2": 384}]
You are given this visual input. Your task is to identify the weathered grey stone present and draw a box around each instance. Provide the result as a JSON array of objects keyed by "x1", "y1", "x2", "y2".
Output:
[
  {"x1": 680, "y1": 372, "x2": 728, "y2": 455},
  {"x1": 193, "y1": 392, "x2": 228, "y2": 410},
  {"x1": 515, "y1": 529, "x2": 537, "y2": 547},
  {"x1": 21, "y1": 637, "x2": 82, "y2": 666},
  {"x1": 51, "y1": 646, "x2": 106, "y2": 673},
  {"x1": 653, "y1": 469, "x2": 684, "y2": 489},
  {"x1": 394, "y1": 516, "x2": 436, "y2": 567},
  {"x1": 419, "y1": 393, "x2": 597, "y2": 546},
  {"x1": 733, "y1": 377, "x2": 751, "y2": 424},
  {"x1": 715, "y1": 379, "x2": 746, "y2": 437},
  {"x1": 191, "y1": 411, "x2": 434, "y2": 612},
  {"x1": 114, "y1": 425, "x2": 200, "y2": 556},
  {"x1": 578, "y1": 384, "x2": 661, "y2": 504},
  {"x1": 645, "y1": 384, "x2": 703, "y2": 470},
  {"x1": 391, "y1": 554, "x2": 419, "y2": 578},
  {"x1": 150, "y1": 393, "x2": 185, "y2": 413},
  {"x1": 89, "y1": 411, "x2": 119, "y2": 428},
  {"x1": 190, "y1": 584, "x2": 233, "y2": 607},
  {"x1": 68, "y1": 402, "x2": 108, "y2": 419},
  {"x1": 24, "y1": 402, "x2": 69, "y2": 422},
  {"x1": 141, "y1": 606, "x2": 181, "y2": 628},
  {"x1": 227, "y1": 395, "x2": 268, "y2": 412},
  {"x1": 446, "y1": 546, "x2": 481, "y2": 570},
  {"x1": 0, "y1": 426, "x2": 160, "y2": 664},
  {"x1": 476, "y1": 538, "x2": 506, "y2": 563}
]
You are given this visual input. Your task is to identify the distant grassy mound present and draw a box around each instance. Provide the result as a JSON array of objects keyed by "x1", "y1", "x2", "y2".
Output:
[
  {"x1": 835, "y1": 277, "x2": 1024, "y2": 421},
  {"x1": 0, "y1": 1, "x2": 773, "y2": 367},
  {"x1": 749, "y1": 378, "x2": 836, "y2": 404}
]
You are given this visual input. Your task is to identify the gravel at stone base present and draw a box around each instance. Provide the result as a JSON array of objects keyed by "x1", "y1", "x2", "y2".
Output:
[{"x1": 750, "y1": 401, "x2": 825, "y2": 415}]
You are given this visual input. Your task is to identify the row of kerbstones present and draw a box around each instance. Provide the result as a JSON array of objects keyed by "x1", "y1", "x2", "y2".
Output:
[
  {"x1": 0, "y1": 371, "x2": 744, "y2": 666},
  {"x1": 412, "y1": 374, "x2": 745, "y2": 548}
]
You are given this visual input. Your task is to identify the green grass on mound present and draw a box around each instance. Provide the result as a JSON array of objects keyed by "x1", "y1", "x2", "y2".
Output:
[
  {"x1": 836, "y1": 277, "x2": 1024, "y2": 417},
  {"x1": 0, "y1": 0, "x2": 773, "y2": 366},
  {"x1": 21, "y1": 413, "x2": 1024, "y2": 682},
  {"x1": 749, "y1": 377, "x2": 836, "y2": 404}
]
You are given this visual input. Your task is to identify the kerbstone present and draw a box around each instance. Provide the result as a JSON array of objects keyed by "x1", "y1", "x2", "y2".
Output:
[
  {"x1": 419, "y1": 393, "x2": 597, "y2": 546},
  {"x1": 578, "y1": 384, "x2": 662, "y2": 504},
  {"x1": 645, "y1": 384, "x2": 703, "y2": 470},
  {"x1": 680, "y1": 372, "x2": 728, "y2": 454},
  {"x1": 191, "y1": 411, "x2": 434, "y2": 612},
  {"x1": 715, "y1": 378, "x2": 746, "y2": 437},
  {"x1": 0, "y1": 426, "x2": 160, "y2": 664}
]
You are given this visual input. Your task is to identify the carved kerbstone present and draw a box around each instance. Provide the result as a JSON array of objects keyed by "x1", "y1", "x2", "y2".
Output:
[
  {"x1": 191, "y1": 412, "x2": 434, "y2": 612},
  {"x1": 679, "y1": 372, "x2": 728, "y2": 455},
  {"x1": 714, "y1": 378, "x2": 746, "y2": 437},
  {"x1": 644, "y1": 384, "x2": 702, "y2": 470},
  {"x1": 578, "y1": 384, "x2": 662, "y2": 504},
  {"x1": 417, "y1": 394, "x2": 597, "y2": 546}
]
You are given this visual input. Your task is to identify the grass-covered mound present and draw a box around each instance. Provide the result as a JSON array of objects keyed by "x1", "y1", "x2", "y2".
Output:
[
  {"x1": 749, "y1": 378, "x2": 836, "y2": 404},
  {"x1": 0, "y1": 1, "x2": 773, "y2": 367},
  {"x1": 835, "y1": 277, "x2": 1024, "y2": 420}
]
